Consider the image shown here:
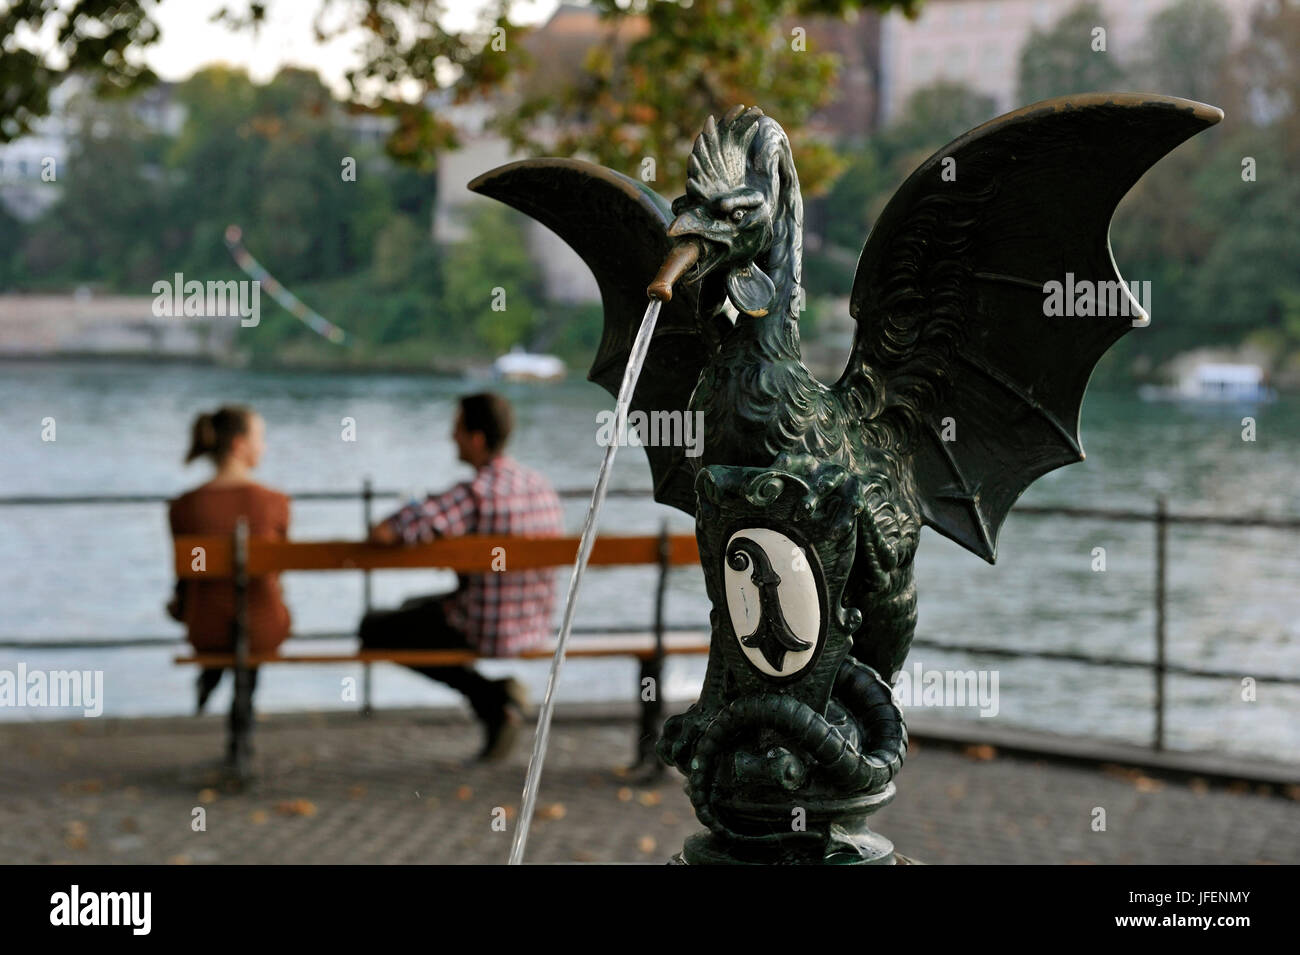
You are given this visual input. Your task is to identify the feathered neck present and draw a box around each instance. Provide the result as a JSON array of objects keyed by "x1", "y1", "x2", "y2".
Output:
[{"x1": 734, "y1": 202, "x2": 803, "y2": 360}]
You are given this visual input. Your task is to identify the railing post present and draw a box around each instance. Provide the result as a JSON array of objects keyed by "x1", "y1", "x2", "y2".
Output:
[
  {"x1": 229, "y1": 516, "x2": 253, "y2": 782},
  {"x1": 361, "y1": 477, "x2": 374, "y2": 717},
  {"x1": 634, "y1": 520, "x2": 670, "y2": 776},
  {"x1": 1154, "y1": 495, "x2": 1168, "y2": 752}
]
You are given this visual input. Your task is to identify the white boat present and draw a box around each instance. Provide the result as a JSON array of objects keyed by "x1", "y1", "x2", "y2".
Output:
[
  {"x1": 1139, "y1": 362, "x2": 1276, "y2": 403},
  {"x1": 492, "y1": 346, "x2": 566, "y2": 382}
]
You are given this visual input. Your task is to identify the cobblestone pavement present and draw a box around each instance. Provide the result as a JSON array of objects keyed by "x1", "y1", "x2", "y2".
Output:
[{"x1": 1, "y1": 707, "x2": 1296, "y2": 864}]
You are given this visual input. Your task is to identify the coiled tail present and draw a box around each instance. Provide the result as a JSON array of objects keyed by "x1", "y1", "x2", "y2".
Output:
[{"x1": 683, "y1": 658, "x2": 906, "y2": 841}]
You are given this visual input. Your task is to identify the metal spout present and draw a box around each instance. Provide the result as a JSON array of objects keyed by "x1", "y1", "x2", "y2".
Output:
[{"x1": 647, "y1": 241, "x2": 701, "y2": 302}]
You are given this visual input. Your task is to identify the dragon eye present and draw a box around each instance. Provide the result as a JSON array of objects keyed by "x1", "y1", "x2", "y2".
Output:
[{"x1": 731, "y1": 208, "x2": 747, "y2": 222}]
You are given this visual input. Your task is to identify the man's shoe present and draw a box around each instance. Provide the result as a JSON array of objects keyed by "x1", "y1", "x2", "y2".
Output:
[
  {"x1": 477, "y1": 703, "x2": 523, "y2": 763},
  {"x1": 500, "y1": 677, "x2": 530, "y2": 716},
  {"x1": 475, "y1": 678, "x2": 530, "y2": 762}
]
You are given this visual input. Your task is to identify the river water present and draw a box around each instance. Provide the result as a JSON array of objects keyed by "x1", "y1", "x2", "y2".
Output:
[{"x1": 1, "y1": 358, "x2": 1297, "y2": 762}]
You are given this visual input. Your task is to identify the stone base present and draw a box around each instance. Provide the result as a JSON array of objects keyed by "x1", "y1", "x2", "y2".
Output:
[{"x1": 671, "y1": 824, "x2": 897, "y2": 865}]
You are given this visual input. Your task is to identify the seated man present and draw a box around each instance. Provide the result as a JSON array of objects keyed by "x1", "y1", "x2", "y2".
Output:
[{"x1": 362, "y1": 392, "x2": 565, "y2": 761}]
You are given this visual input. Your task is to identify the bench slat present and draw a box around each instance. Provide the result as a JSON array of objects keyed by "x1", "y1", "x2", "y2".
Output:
[
  {"x1": 173, "y1": 534, "x2": 700, "y2": 577},
  {"x1": 176, "y1": 636, "x2": 712, "y2": 667}
]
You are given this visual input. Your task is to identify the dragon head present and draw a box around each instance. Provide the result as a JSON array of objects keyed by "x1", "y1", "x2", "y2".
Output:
[{"x1": 647, "y1": 105, "x2": 803, "y2": 319}]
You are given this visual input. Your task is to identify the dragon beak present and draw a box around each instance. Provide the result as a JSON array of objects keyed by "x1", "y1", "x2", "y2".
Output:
[{"x1": 667, "y1": 208, "x2": 709, "y2": 238}]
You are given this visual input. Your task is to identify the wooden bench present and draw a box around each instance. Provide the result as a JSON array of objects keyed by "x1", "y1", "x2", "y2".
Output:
[{"x1": 172, "y1": 521, "x2": 706, "y2": 779}]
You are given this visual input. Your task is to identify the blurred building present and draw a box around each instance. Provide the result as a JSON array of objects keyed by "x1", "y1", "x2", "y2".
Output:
[
  {"x1": 0, "y1": 81, "x2": 73, "y2": 223},
  {"x1": 0, "y1": 79, "x2": 187, "y2": 223},
  {"x1": 431, "y1": 2, "x2": 889, "y2": 305},
  {"x1": 879, "y1": 0, "x2": 1257, "y2": 122}
]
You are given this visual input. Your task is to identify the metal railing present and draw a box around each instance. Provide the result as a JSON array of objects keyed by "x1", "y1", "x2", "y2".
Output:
[{"x1": 2, "y1": 481, "x2": 1299, "y2": 752}]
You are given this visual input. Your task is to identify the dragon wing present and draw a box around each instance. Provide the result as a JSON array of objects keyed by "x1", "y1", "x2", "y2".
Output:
[
  {"x1": 468, "y1": 158, "x2": 715, "y2": 516},
  {"x1": 840, "y1": 93, "x2": 1221, "y2": 562}
]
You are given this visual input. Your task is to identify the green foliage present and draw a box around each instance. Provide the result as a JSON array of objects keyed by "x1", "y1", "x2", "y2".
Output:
[
  {"x1": 164, "y1": 67, "x2": 393, "y2": 283},
  {"x1": 497, "y1": 0, "x2": 921, "y2": 197},
  {"x1": 886, "y1": 82, "x2": 998, "y2": 154},
  {"x1": 443, "y1": 203, "x2": 542, "y2": 355},
  {"x1": 372, "y1": 214, "x2": 427, "y2": 289},
  {"x1": 1188, "y1": 131, "x2": 1300, "y2": 350},
  {"x1": 1017, "y1": 2, "x2": 1126, "y2": 104},
  {"x1": 820, "y1": 81, "x2": 998, "y2": 266},
  {"x1": 0, "y1": 202, "x2": 23, "y2": 286},
  {"x1": 20, "y1": 93, "x2": 171, "y2": 287},
  {"x1": 1142, "y1": 0, "x2": 1232, "y2": 104},
  {"x1": 0, "y1": 0, "x2": 159, "y2": 142},
  {"x1": 3, "y1": 0, "x2": 1298, "y2": 383},
  {"x1": 2, "y1": 1, "x2": 922, "y2": 183},
  {"x1": 815, "y1": 1, "x2": 1300, "y2": 381}
]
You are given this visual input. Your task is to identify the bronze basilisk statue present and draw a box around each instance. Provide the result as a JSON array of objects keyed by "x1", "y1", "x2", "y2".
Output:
[{"x1": 470, "y1": 93, "x2": 1221, "y2": 864}]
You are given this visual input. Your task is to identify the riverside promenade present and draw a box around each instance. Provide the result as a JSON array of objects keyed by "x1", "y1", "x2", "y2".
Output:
[{"x1": 2, "y1": 704, "x2": 1297, "y2": 865}]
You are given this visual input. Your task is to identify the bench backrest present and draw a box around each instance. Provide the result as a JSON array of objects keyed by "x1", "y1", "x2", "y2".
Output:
[{"x1": 173, "y1": 533, "x2": 700, "y2": 578}]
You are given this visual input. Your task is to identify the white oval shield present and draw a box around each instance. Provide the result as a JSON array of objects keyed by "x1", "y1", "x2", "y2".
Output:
[{"x1": 723, "y1": 527, "x2": 821, "y2": 678}]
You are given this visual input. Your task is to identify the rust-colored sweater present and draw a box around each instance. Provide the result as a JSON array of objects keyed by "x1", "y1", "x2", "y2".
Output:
[{"x1": 169, "y1": 483, "x2": 291, "y2": 653}]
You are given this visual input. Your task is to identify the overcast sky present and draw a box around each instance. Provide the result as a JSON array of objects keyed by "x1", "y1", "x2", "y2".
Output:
[{"x1": 144, "y1": 0, "x2": 560, "y2": 91}]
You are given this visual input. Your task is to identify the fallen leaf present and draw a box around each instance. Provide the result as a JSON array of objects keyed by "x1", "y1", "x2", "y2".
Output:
[
  {"x1": 637, "y1": 835, "x2": 657, "y2": 854},
  {"x1": 1135, "y1": 776, "x2": 1163, "y2": 793},
  {"x1": 616, "y1": 787, "x2": 634, "y2": 802},
  {"x1": 168, "y1": 855, "x2": 191, "y2": 865},
  {"x1": 571, "y1": 850, "x2": 598, "y2": 863},
  {"x1": 348, "y1": 784, "x2": 367, "y2": 799},
  {"x1": 456, "y1": 785, "x2": 473, "y2": 801},
  {"x1": 537, "y1": 803, "x2": 566, "y2": 821},
  {"x1": 637, "y1": 790, "x2": 662, "y2": 807},
  {"x1": 197, "y1": 788, "x2": 219, "y2": 804},
  {"x1": 250, "y1": 810, "x2": 269, "y2": 825},
  {"x1": 962, "y1": 744, "x2": 996, "y2": 762},
  {"x1": 274, "y1": 799, "x2": 317, "y2": 817},
  {"x1": 1102, "y1": 763, "x2": 1141, "y2": 782}
]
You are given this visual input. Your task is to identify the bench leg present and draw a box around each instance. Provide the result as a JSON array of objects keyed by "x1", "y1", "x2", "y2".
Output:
[
  {"x1": 633, "y1": 658, "x2": 666, "y2": 779},
  {"x1": 362, "y1": 661, "x2": 373, "y2": 717},
  {"x1": 227, "y1": 665, "x2": 254, "y2": 782}
]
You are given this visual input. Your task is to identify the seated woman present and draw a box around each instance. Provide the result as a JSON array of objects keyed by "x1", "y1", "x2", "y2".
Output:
[{"x1": 168, "y1": 405, "x2": 291, "y2": 712}]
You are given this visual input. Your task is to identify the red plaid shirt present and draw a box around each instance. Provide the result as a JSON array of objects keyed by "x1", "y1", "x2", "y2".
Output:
[{"x1": 382, "y1": 456, "x2": 565, "y2": 656}]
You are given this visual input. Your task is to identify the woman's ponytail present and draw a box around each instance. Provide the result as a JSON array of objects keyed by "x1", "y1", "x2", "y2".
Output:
[
  {"x1": 186, "y1": 413, "x2": 217, "y2": 464},
  {"x1": 184, "y1": 406, "x2": 253, "y2": 465}
]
